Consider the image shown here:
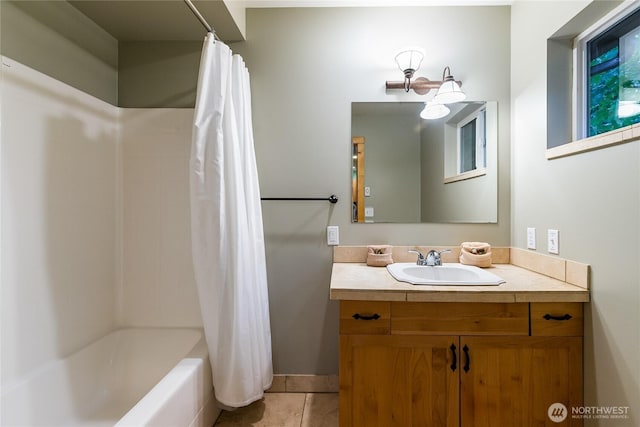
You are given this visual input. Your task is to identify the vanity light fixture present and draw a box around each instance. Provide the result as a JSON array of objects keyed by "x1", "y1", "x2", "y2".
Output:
[
  {"x1": 386, "y1": 60, "x2": 465, "y2": 99},
  {"x1": 420, "y1": 101, "x2": 450, "y2": 120},
  {"x1": 433, "y1": 66, "x2": 466, "y2": 104},
  {"x1": 394, "y1": 47, "x2": 425, "y2": 92}
]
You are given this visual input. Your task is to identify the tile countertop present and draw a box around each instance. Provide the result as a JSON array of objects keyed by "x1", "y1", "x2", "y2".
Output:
[{"x1": 329, "y1": 262, "x2": 590, "y2": 303}]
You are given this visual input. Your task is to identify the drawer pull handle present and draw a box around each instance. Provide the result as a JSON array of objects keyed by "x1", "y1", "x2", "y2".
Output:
[
  {"x1": 352, "y1": 313, "x2": 381, "y2": 321},
  {"x1": 463, "y1": 345, "x2": 470, "y2": 373},
  {"x1": 543, "y1": 313, "x2": 573, "y2": 321},
  {"x1": 450, "y1": 344, "x2": 457, "y2": 372}
]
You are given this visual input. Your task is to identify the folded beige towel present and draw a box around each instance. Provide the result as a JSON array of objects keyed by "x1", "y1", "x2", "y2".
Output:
[
  {"x1": 459, "y1": 242, "x2": 492, "y2": 267},
  {"x1": 366, "y1": 245, "x2": 393, "y2": 267}
]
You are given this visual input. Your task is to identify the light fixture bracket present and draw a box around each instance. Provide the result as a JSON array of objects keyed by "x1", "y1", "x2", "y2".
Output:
[{"x1": 385, "y1": 77, "x2": 462, "y2": 96}]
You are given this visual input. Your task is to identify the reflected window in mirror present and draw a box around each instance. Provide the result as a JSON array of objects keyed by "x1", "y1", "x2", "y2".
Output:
[
  {"x1": 443, "y1": 102, "x2": 490, "y2": 182},
  {"x1": 458, "y1": 107, "x2": 486, "y2": 174}
]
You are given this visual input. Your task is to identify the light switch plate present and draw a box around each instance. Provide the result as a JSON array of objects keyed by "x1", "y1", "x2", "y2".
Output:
[
  {"x1": 547, "y1": 229, "x2": 559, "y2": 254},
  {"x1": 364, "y1": 186, "x2": 371, "y2": 197},
  {"x1": 364, "y1": 207, "x2": 374, "y2": 217},
  {"x1": 527, "y1": 227, "x2": 536, "y2": 250},
  {"x1": 327, "y1": 226, "x2": 339, "y2": 246}
]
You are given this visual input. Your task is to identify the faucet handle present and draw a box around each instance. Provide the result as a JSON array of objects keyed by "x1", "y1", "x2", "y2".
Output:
[{"x1": 408, "y1": 249, "x2": 425, "y2": 265}]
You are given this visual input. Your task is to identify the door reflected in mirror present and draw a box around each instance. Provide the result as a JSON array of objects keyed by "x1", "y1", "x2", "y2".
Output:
[{"x1": 351, "y1": 101, "x2": 498, "y2": 223}]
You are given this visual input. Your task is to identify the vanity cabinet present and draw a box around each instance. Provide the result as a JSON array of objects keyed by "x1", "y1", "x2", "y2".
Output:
[
  {"x1": 340, "y1": 334, "x2": 460, "y2": 427},
  {"x1": 339, "y1": 301, "x2": 584, "y2": 427}
]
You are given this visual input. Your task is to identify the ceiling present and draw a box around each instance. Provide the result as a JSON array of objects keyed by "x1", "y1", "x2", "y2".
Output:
[{"x1": 67, "y1": 0, "x2": 511, "y2": 42}]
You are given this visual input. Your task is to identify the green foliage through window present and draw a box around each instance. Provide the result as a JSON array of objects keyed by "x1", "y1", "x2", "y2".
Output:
[{"x1": 587, "y1": 9, "x2": 640, "y2": 136}]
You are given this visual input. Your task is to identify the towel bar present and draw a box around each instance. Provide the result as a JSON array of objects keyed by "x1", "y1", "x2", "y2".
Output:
[{"x1": 260, "y1": 195, "x2": 338, "y2": 204}]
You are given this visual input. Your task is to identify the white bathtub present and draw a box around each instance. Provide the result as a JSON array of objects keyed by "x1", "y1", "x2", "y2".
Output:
[{"x1": 1, "y1": 328, "x2": 221, "y2": 427}]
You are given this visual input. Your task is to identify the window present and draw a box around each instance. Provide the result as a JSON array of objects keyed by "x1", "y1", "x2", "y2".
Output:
[
  {"x1": 577, "y1": 4, "x2": 640, "y2": 138},
  {"x1": 457, "y1": 108, "x2": 486, "y2": 174}
]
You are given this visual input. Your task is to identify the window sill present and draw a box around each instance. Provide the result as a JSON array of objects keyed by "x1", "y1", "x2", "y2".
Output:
[
  {"x1": 444, "y1": 168, "x2": 487, "y2": 184},
  {"x1": 547, "y1": 123, "x2": 640, "y2": 160}
]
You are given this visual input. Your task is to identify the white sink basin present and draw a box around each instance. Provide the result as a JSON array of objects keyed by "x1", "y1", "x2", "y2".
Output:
[{"x1": 386, "y1": 262, "x2": 505, "y2": 286}]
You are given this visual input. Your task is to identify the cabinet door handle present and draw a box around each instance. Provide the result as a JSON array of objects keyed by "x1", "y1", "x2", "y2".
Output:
[
  {"x1": 463, "y1": 345, "x2": 470, "y2": 373},
  {"x1": 543, "y1": 313, "x2": 573, "y2": 321},
  {"x1": 352, "y1": 313, "x2": 381, "y2": 321},
  {"x1": 450, "y1": 344, "x2": 457, "y2": 372}
]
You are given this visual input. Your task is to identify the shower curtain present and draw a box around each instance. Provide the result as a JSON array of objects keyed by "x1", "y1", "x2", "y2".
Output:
[{"x1": 189, "y1": 33, "x2": 273, "y2": 408}]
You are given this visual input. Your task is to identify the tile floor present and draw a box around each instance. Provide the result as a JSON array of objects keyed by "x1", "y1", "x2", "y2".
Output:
[{"x1": 214, "y1": 392, "x2": 338, "y2": 427}]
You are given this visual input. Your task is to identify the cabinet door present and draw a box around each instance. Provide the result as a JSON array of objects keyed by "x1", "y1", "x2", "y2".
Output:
[
  {"x1": 340, "y1": 335, "x2": 459, "y2": 427},
  {"x1": 460, "y1": 336, "x2": 583, "y2": 427}
]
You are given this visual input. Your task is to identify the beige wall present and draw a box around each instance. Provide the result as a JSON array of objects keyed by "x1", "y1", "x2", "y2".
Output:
[
  {"x1": 0, "y1": 1, "x2": 118, "y2": 105},
  {"x1": 420, "y1": 116, "x2": 445, "y2": 221},
  {"x1": 511, "y1": 2, "x2": 640, "y2": 425},
  {"x1": 0, "y1": 2, "x2": 204, "y2": 109},
  {"x1": 234, "y1": 6, "x2": 511, "y2": 245},
  {"x1": 118, "y1": 41, "x2": 202, "y2": 108},
  {"x1": 351, "y1": 112, "x2": 422, "y2": 222},
  {"x1": 232, "y1": 6, "x2": 510, "y2": 374}
]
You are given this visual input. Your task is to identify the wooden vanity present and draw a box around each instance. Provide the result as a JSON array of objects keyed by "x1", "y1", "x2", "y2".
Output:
[{"x1": 330, "y1": 246, "x2": 589, "y2": 427}]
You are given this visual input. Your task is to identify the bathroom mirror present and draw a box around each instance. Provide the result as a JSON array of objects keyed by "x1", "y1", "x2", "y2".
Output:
[{"x1": 351, "y1": 101, "x2": 498, "y2": 223}]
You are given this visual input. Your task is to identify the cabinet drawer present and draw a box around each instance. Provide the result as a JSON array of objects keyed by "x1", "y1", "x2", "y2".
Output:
[
  {"x1": 340, "y1": 301, "x2": 391, "y2": 335},
  {"x1": 531, "y1": 303, "x2": 583, "y2": 336},
  {"x1": 391, "y1": 302, "x2": 529, "y2": 335}
]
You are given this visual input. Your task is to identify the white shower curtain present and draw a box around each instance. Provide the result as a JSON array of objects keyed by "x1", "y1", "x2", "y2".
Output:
[{"x1": 189, "y1": 33, "x2": 273, "y2": 408}]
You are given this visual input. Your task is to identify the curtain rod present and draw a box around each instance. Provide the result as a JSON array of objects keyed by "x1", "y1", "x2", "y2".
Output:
[{"x1": 183, "y1": 0, "x2": 218, "y2": 39}]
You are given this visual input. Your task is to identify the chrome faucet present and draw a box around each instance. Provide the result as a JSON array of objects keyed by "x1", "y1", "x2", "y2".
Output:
[
  {"x1": 408, "y1": 249, "x2": 427, "y2": 265},
  {"x1": 408, "y1": 249, "x2": 452, "y2": 266},
  {"x1": 425, "y1": 249, "x2": 451, "y2": 266}
]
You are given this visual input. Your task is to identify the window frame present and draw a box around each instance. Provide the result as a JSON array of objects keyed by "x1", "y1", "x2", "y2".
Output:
[
  {"x1": 456, "y1": 107, "x2": 486, "y2": 175},
  {"x1": 573, "y1": 1, "x2": 640, "y2": 141}
]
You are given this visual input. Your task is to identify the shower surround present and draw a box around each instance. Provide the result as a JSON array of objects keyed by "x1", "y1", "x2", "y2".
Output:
[{"x1": 1, "y1": 57, "x2": 208, "y2": 424}]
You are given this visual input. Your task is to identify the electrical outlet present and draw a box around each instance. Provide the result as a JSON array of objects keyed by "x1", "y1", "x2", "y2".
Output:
[
  {"x1": 364, "y1": 186, "x2": 371, "y2": 197},
  {"x1": 547, "y1": 229, "x2": 559, "y2": 254},
  {"x1": 327, "y1": 226, "x2": 339, "y2": 246},
  {"x1": 365, "y1": 207, "x2": 374, "y2": 217},
  {"x1": 527, "y1": 227, "x2": 536, "y2": 250}
]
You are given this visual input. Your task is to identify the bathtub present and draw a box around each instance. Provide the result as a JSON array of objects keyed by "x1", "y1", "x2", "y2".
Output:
[{"x1": 1, "y1": 328, "x2": 221, "y2": 427}]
